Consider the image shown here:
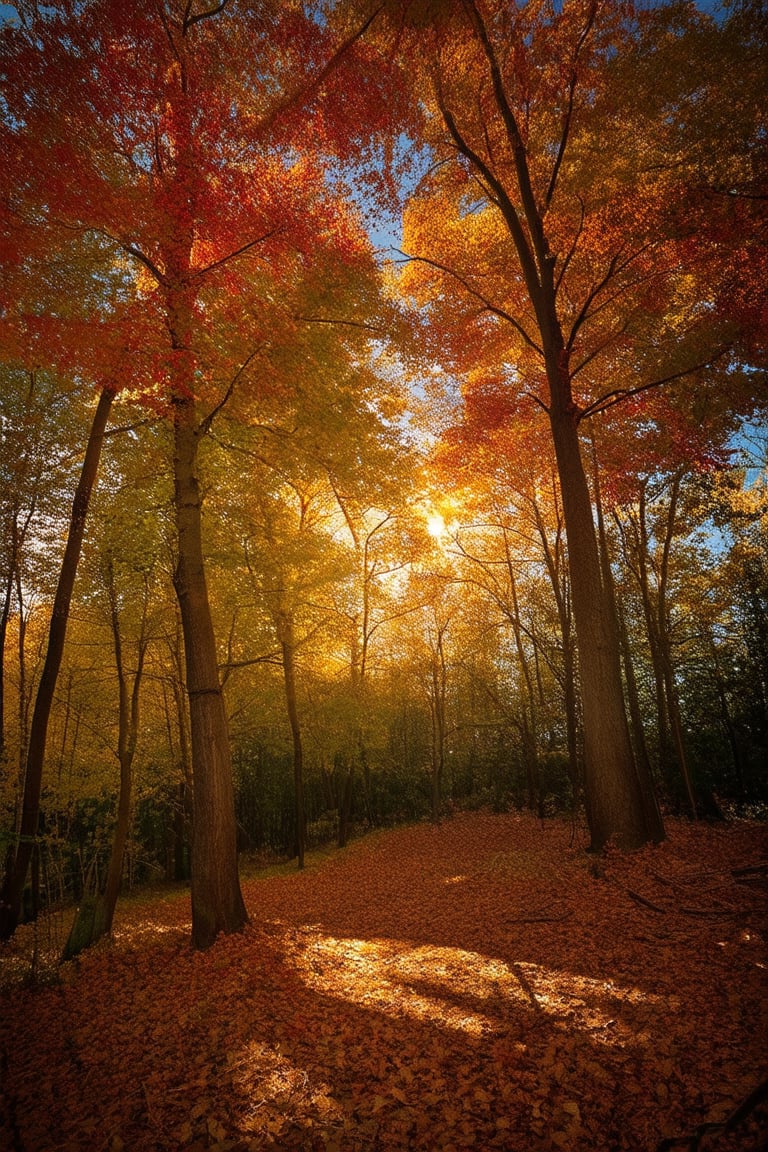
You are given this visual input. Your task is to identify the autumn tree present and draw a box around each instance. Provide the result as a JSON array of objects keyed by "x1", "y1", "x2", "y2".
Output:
[
  {"x1": 0, "y1": 179, "x2": 138, "y2": 940},
  {"x1": 431, "y1": 400, "x2": 583, "y2": 810},
  {"x1": 1, "y1": 0, "x2": 408, "y2": 946},
  {"x1": 392, "y1": 0, "x2": 766, "y2": 849}
]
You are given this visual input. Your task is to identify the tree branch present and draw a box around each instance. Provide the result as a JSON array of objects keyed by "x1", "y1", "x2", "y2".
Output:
[
  {"x1": 199, "y1": 343, "x2": 267, "y2": 437},
  {"x1": 123, "y1": 242, "x2": 166, "y2": 285},
  {"x1": 461, "y1": 0, "x2": 549, "y2": 272},
  {"x1": 188, "y1": 228, "x2": 283, "y2": 279},
  {"x1": 579, "y1": 347, "x2": 732, "y2": 423},
  {"x1": 437, "y1": 97, "x2": 544, "y2": 312},
  {"x1": 554, "y1": 197, "x2": 585, "y2": 296},
  {"x1": 295, "y1": 315, "x2": 384, "y2": 334},
  {"x1": 253, "y1": 4, "x2": 385, "y2": 140},
  {"x1": 545, "y1": 0, "x2": 598, "y2": 210},
  {"x1": 399, "y1": 250, "x2": 543, "y2": 355},
  {"x1": 183, "y1": 0, "x2": 230, "y2": 32}
]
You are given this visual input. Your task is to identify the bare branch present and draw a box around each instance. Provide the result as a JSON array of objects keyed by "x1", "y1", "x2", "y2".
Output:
[
  {"x1": 219, "y1": 654, "x2": 282, "y2": 673},
  {"x1": 524, "y1": 390, "x2": 550, "y2": 414},
  {"x1": 184, "y1": 0, "x2": 230, "y2": 32},
  {"x1": 188, "y1": 228, "x2": 283, "y2": 279},
  {"x1": 199, "y1": 343, "x2": 267, "y2": 436},
  {"x1": 295, "y1": 315, "x2": 384, "y2": 334},
  {"x1": 545, "y1": 0, "x2": 598, "y2": 210},
  {"x1": 104, "y1": 418, "x2": 159, "y2": 438},
  {"x1": 400, "y1": 250, "x2": 543, "y2": 355},
  {"x1": 579, "y1": 347, "x2": 732, "y2": 423}
]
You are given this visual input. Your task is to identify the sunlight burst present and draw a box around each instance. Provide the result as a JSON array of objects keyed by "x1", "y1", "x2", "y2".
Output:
[{"x1": 426, "y1": 512, "x2": 446, "y2": 538}]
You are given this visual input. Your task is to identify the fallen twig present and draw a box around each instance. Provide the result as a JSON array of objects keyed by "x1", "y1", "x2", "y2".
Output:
[{"x1": 626, "y1": 888, "x2": 666, "y2": 913}]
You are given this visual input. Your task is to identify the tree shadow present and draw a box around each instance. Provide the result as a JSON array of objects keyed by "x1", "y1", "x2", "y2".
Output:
[{"x1": 3, "y1": 814, "x2": 766, "y2": 1152}]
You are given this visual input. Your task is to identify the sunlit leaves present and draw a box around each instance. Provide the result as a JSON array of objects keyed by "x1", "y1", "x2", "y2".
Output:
[{"x1": 2, "y1": 812, "x2": 766, "y2": 1150}]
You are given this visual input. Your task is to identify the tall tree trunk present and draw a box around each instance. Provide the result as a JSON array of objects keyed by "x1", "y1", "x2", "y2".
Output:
[
  {"x1": 591, "y1": 438, "x2": 663, "y2": 840},
  {"x1": 337, "y1": 758, "x2": 354, "y2": 849},
  {"x1": 97, "y1": 562, "x2": 147, "y2": 940},
  {"x1": 615, "y1": 593, "x2": 654, "y2": 789},
  {"x1": 503, "y1": 539, "x2": 541, "y2": 814},
  {"x1": 429, "y1": 622, "x2": 448, "y2": 823},
  {"x1": 276, "y1": 609, "x2": 305, "y2": 870},
  {"x1": 655, "y1": 472, "x2": 698, "y2": 819},
  {"x1": 0, "y1": 552, "x2": 15, "y2": 767},
  {"x1": 548, "y1": 395, "x2": 656, "y2": 849},
  {"x1": 529, "y1": 491, "x2": 582, "y2": 802},
  {"x1": 710, "y1": 641, "x2": 745, "y2": 799},
  {"x1": 627, "y1": 475, "x2": 696, "y2": 817},
  {"x1": 621, "y1": 492, "x2": 677, "y2": 794},
  {"x1": 0, "y1": 386, "x2": 114, "y2": 941},
  {"x1": 172, "y1": 389, "x2": 247, "y2": 948}
]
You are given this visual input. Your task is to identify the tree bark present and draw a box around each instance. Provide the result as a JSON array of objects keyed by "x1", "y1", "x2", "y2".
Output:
[
  {"x1": 503, "y1": 539, "x2": 541, "y2": 813},
  {"x1": 591, "y1": 438, "x2": 663, "y2": 840},
  {"x1": 548, "y1": 393, "x2": 654, "y2": 849},
  {"x1": 97, "y1": 563, "x2": 147, "y2": 938},
  {"x1": 276, "y1": 609, "x2": 305, "y2": 869},
  {"x1": 172, "y1": 389, "x2": 247, "y2": 948},
  {"x1": 337, "y1": 759, "x2": 354, "y2": 849},
  {"x1": 429, "y1": 619, "x2": 448, "y2": 823},
  {"x1": 0, "y1": 385, "x2": 114, "y2": 941}
]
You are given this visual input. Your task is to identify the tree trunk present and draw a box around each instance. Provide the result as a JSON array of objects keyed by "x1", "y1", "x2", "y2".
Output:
[
  {"x1": 337, "y1": 759, "x2": 354, "y2": 849},
  {"x1": 504, "y1": 547, "x2": 541, "y2": 814},
  {"x1": 548, "y1": 396, "x2": 656, "y2": 849},
  {"x1": 277, "y1": 609, "x2": 305, "y2": 869},
  {"x1": 711, "y1": 640, "x2": 745, "y2": 798},
  {"x1": 429, "y1": 623, "x2": 448, "y2": 824},
  {"x1": 591, "y1": 438, "x2": 663, "y2": 839},
  {"x1": 98, "y1": 564, "x2": 148, "y2": 937},
  {"x1": 0, "y1": 386, "x2": 114, "y2": 942},
  {"x1": 172, "y1": 390, "x2": 247, "y2": 949},
  {"x1": 530, "y1": 492, "x2": 582, "y2": 801},
  {"x1": 655, "y1": 473, "x2": 698, "y2": 819},
  {"x1": 62, "y1": 565, "x2": 147, "y2": 959},
  {"x1": 616, "y1": 594, "x2": 654, "y2": 789},
  {"x1": 0, "y1": 553, "x2": 15, "y2": 767}
]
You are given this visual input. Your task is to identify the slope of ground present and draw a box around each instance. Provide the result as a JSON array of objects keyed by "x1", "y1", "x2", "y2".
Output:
[{"x1": 1, "y1": 811, "x2": 766, "y2": 1151}]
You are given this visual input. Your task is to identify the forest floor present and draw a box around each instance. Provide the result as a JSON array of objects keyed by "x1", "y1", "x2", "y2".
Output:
[{"x1": 1, "y1": 811, "x2": 767, "y2": 1152}]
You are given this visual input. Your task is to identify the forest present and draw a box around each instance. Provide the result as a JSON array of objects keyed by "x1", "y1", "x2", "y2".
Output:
[{"x1": 0, "y1": 0, "x2": 766, "y2": 1146}]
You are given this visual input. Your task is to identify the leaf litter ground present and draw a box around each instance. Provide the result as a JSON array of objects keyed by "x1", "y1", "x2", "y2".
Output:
[{"x1": 1, "y1": 812, "x2": 766, "y2": 1152}]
